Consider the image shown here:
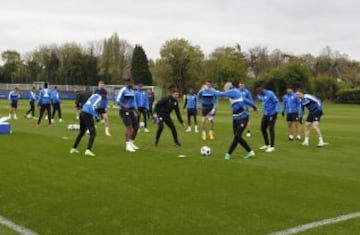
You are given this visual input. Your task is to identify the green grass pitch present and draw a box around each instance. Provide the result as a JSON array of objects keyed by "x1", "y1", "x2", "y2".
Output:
[{"x1": 0, "y1": 99, "x2": 360, "y2": 235}]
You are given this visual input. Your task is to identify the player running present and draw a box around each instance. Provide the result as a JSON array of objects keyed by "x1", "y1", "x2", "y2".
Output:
[
  {"x1": 36, "y1": 83, "x2": 52, "y2": 127},
  {"x1": 183, "y1": 87, "x2": 198, "y2": 133},
  {"x1": 25, "y1": 86, "x2": 37, "y2": 119},
  {"x1": 197, "y1": 81, "x2": 218, "y2": 140},
  {"x1": 296, "y1": 90, "x2": 328, "y2": 147},
  {"x1": 70, "y1": 88, "x2": 107, "y2": 157},
  {"x1": 282, "y1": 86, "x2": 301, "y2": 141},
  {"x1": 211, "y1": 82, "x2": 258, "y2": 160}
]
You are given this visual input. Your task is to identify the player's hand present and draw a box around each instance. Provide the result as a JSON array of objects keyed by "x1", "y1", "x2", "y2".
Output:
[{"x1": 281, "y1": 112, "x2": 285, "y2": 117}]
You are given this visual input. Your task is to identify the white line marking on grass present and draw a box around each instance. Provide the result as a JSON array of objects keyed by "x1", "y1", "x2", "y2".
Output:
[
  {"x1": 268, "y1": 211, "x2": 360, "y2": 235},
  {"x1": 0, "y1": 215, "x2": 38, "y2": 235}
]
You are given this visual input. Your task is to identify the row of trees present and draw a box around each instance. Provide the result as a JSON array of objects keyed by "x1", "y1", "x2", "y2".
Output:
[{"x1": 1, "y1": 33, "x2": 360, "y2": 101}]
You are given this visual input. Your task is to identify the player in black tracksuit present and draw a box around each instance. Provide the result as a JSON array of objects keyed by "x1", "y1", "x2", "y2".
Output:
[{"x1": 153, "y1": 88, "x2": 186, "y2": 146}]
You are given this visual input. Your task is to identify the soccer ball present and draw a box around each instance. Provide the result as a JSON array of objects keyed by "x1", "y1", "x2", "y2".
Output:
[
  {"x1": 67, "y1": 124, "x2": 80, "y2": 131},
  {"x1": 200, "y1": 146, "x2": 211, "y2": 156}
]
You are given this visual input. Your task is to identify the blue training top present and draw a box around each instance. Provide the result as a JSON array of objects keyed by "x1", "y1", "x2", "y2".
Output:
[
  {"x1": 282, "y1": 92, "x2": 300, "y2": 114},
  {"x1": 116, "y1": 86, "x2": 137, "y2": 110},
  {"x1": 257, "y1": 89, "x2": 279, "y2": 116},
  {"x1": 300, "y1": 94, "x2": 322, "y2": 119},
  {"x1": 8, "y1": 90, "x2": 20, "y2": 102},
  {"x1": 51, "y1": 90, "x2": 61, "y2": 104},
  {"x1": 212, "y1": 87, "x2": 257, "y2": 120},
  {"x1": 135, "y1": 89, "x2": 149, "y2": 110},
  {"x1": 82, "y1": 93, "x2": 102, "y2": 117},
  {"x1": 184, "y1": 94, "x2": 197, "y2": 109},
  {"x1": 38, "y1": 88, "x2": 52, "y2": 105},
  {"x1": 197, "y1": 87, "x2": 219, "y2": 109}
]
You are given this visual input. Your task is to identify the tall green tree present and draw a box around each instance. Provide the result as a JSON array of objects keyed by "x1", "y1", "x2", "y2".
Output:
[
  {"x1": 1, "y1": 50, "x2": 22, "y2": 83},
  {"x1": 98, "y1": 33, "x2": 133, "y2": 84},
  {"x1": 156, "y1": 38, "x2": 204, "y2": 93},
  {"x1": 130, "y1": 45, "x2": 152, "y2": 85},
  {"x1": 204, "y1": 46, "x2": 246, "y2": 88}
]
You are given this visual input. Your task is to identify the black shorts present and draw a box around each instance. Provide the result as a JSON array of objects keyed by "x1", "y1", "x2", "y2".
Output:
[
  {"x1": 307, "y1": 110, "x2": 323, "y2": 123},
  {"x1": 202, "y1": 106, "x2": 215, "y2": 117},
  {"x1": 187, "y1": 108, "x2": 197, "y2": 116},
  {"x1": 120, "y1": 109, "x2": 138, "y2": 128},
  {"x1": 11, "y1": 101, "x2": 18, "y2": 108},
  {"x1": 80, "y1": 111, "x2": 95, "y2": 133},
  {"x1": 96, "y1": 108, "x2": 106, "y2": 114},
  {"x1": 286, "y1": 113, "x2": 299, "y2": 122}
]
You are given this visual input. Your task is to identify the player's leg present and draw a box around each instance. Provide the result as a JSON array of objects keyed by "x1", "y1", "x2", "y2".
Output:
[
  {"x1": 155, "y1": 117, "x2": 165, "y2": 145},
  {"x1": 130, "y1": 111, "x2": 140, "y2": 149},
  {"x1": 295, "y1": 120, "x2": 301, "y2": 140},
  {"x1": 46, "y1": 104, "x2": 52, "y2": 125},
  {"x1": 246, "y1": 120, "x2": 251, "y2": 137},
  {"x1": 164, "y1": 117, "x2": 180, "y2": 146},
  {"x1": 58, "y1": 104, "x2": 62, "y2": 121},
  {"x1": 266, "y1": 115, "x2": 277, "y2": 152},
  {"x1": 201, "y1": 114, "x2": 207, "y2": 140},
  {"x1": 186, "y1": 110, "x2": 191, "y2": 132},
  {"x1": 120, "y1": 110, "x2": 135, "y2": 152},
  {"x1": 287, "y1": 121, "x2": 294, "y2": 140},
  {"x1": 103, "y1": 112, "x2": 111, "y2": 136},
  {"x1": 193, "y1": 111, "x2": 198, "y2": 132},
  {"x1": 225, "y1": 120, "x2": 240, "y2": 159},
  {"x1": 85, "y1": 114, "x2": 96, "y2": 153},
  {"x1": 260, "y1": 116, "x2": 270, "y2": 149},
  {"x1": 37, "y1": 105, "x2": 46, "y2": 126},
  {"x1": 71, "y1": 112, "x2": 87, "y2": 152},
  {"x1": 209, "y1": 119, "x2": 215, "y2": 140}
]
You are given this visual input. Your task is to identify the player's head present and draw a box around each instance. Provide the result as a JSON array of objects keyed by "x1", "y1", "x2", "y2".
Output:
[
  {"x1": 295, "y1": 89, "x2": 304, "y2": 99},
  {"x1": 205, "y1": 81, "x2": 212, "y2": 88},
  {"x1": 98, "y1": 88, "x2": 107, "y2": 98},
  {"x1": 125, "y1": 78, "x2": 134, "y2": 88},
  {"x1": 137, "y1": 83, "x2": 143, "y2": 90},
  {"x1": 32, "y1": 86, "x2": 36, "y2": 91},
  {"x1": 189, "y1": 87, "x2": 194, "y2": 94},
  {"x1": 255, "y1": 84, "x2": 264, "y2": 95},
  {"x1": 15, "y1": 87, "x2": 19, "y2": 91},
  {"x1": 54, "y1": 86, "x2": 58, "y2": 90},
  {"x1": 98, "y1": 80, "x2": 105, "y2": 88},
  {"x1": 171, "y1": 87, "x2": 180, "y2": 99},
  {"x1": 44, "y1": 82, "x2": 48, "y2": 89},
  {"x1": 286, "y1": 86, "x2": 294, "y2": 94},
  {"x1": 238, "y1": 81, "x2": 245, "y2": 89},
  {"x1": 223, "y1": 82, "x2": 233, "y2": 91}
]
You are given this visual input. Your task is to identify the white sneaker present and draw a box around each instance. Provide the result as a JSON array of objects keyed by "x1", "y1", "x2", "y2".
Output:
[
  {"x1": 131, "y1": 142, "x2": 140, "y2": 150},
  {"x1": 185, "y1": 127, "x2": 191, "y2": 132},
  {"x1": 59, "y1": 118, "x2": 63, "y2": 123},
  {"x1": 51, "y1": 119, "x2": 55, "y2": 123},
  {"x1": 14, "y1": 115, "x2": 18, "y2": 120},
  {"x1": 259, "y1": 145, "x2": 270, "y2": 150},
  {"x1": 105, "y1": 131, "x2": 112, "y2": 137},
  {"x1": 246, "y1": 132, "x2": 251, "y2": 137},
  {"x1": 265, "y1": 147, "x2": 275, "y2": 152},
  {"x1": 317, "y1": 142, "x2": 328, "y2": 147},
  {"x1": 126, "y1": 145, "x2": 136, "y2": 152},
  {"x1": 144, "y1": 128, "x2": 150, "y2": 133},
  {"x1": 195, "y1": 129, "x2": 199, "y2": 133},
  {"x1": 302, "y1": 141, "x2": 309, "y2": 146}
]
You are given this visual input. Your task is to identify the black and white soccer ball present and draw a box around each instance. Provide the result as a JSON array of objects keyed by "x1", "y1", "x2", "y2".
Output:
[{"x1": 200, "y1": 146, "x2": 211, "y2": 156}]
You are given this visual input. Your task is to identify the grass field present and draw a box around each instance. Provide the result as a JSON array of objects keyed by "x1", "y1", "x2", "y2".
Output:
[{"x1": 0, "y1": 99, "x2": 360, "y2": 235}]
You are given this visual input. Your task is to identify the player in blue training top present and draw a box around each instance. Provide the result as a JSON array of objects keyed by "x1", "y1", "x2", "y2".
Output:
[
  {"x1": 8, "y1": 87, "x2": 20, "y2": 120},
  {"x1": 197, "y1": 81, "x2": 219, "y2": 140},
  {"x1": 238, "y1": 81, "x2": 254, "y2": 137},
  {"x1": 282, "y1": 86, "x2": 301, "y2": 141},
  {"x1": 70, "y1": 88, "x2": 107, "y2": 157},
  {"x1": 36, "y1": 83, "x2": 52, "y2": 127},
  {"x1": 116, "y1": 78, "x2": 139, "y2": 152},
  {"x1": 255, "y1": 84, "x2": 280, "y2": 153},
  {"x1": 135, "y1": 83, "x2": 150, "y2": 133},
  {"x1": 25, "y1": 86, "x2": 37, "y2": 119},
  {"x1": 211, "y1": 82, "x2": 258, "y2": 160},
  {"x1": 296, "y1": 90, "x2": 328, "y2": 147},
  {"x1": 183, "y1": 87, "x2": 198, "y2": 133},
  {"x1": 94, "y1": 80, "x2": 111, "y2": 136},
  {"x1": 51, "y1": 86, "x2": 63, "y2": 123}
]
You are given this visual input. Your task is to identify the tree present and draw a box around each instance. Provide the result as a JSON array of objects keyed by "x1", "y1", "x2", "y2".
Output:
[
  {"x1": 1, "y1": 50, "x2": 21, "y2": 83},
  {"x1": 98, "y1": 33, "x2": 133, "y2": 84},
  {"x1": 157, "y1": 38, "x2": 204, "y2": 93},
  {"x1": 204, "y1": 46, "x2": 246, "y2": 88},
  {"x1": 245, "y1": 46, "x2": 271, "y2": 78},
  {"x1": 130, "y1": 45, "x2": 153, "y2": 85}
]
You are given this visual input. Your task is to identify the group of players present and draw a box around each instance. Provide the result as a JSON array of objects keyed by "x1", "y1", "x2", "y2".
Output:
[
  {"x1": 69, "y1": 78, "x2": 328, "y2": 159},
  {"x1": 5, "y1": 78, "x2": 327, "y2": 159},
  {"x1": 7, "y1": 83, "x2": 63, "y2": 127}
]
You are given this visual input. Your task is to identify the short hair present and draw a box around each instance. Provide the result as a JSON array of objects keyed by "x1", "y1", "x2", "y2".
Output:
[
  {"x1": 254, "y1": 84, "x2": 264, "y2": 89},
  {"x1": 171, "y1": 87, "x2": 180, "y2": 93}
]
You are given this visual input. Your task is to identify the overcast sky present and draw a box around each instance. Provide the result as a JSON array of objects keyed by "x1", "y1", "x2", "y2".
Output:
[{"x1": 1, "y1": 0, "x2": 359, "y2": 61}]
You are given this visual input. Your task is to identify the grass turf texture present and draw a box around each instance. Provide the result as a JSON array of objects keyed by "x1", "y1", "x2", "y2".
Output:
[{"x1": 0, "y1": 99, "x2": 360, "y2": 235}]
